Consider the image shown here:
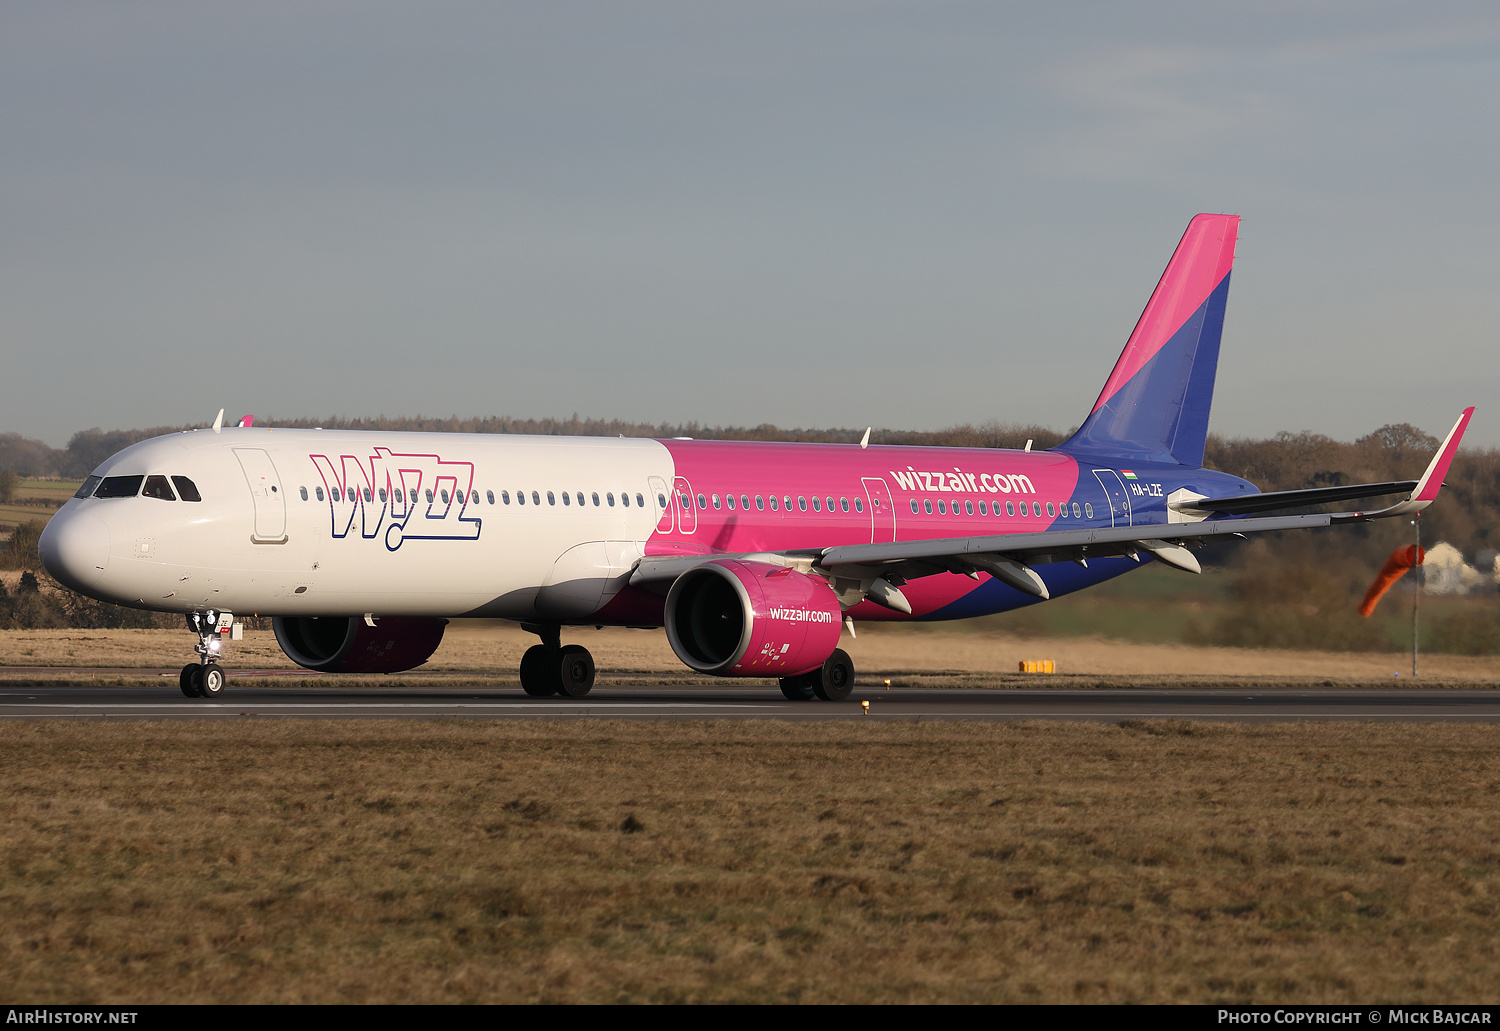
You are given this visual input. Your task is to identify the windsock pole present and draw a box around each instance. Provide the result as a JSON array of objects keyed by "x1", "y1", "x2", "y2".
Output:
[{"x1": 1412, "y1": 515, "x2": 1421, "y2": 678}]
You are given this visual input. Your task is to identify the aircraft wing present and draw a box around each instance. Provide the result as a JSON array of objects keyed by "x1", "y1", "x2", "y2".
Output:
[
  {"x1": 631, "y1": 408, "x2": 1474, "y2": 607},
  {"x1": 630, "y1": 513, "x2": 1331, "y2": 602}
]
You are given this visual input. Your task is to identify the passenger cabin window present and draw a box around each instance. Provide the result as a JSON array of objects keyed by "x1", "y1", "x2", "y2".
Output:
[
  {"x1": 1073, "y1": 503, "x2": 1082, "y2": 518},
  {"x1": 576, "y1": 492, "x2": 584, "y2": 506},
  {"x1": 94, "y1": 475, "x2": 144, "y2": 499},
  {"x1": 618, "y1": 493, "x2": 627, "y2": 507},
  {"x1": 756, "y1": 495, "x2": 764, "y2": 511},
  {"x1": 315, "y1": 487, "x2": 325, "y2": 501},
  {"x1": 75, "y1": 476, "x2": 102, "y2": 499},
  {"x1": 299, "y1": 487, "x2": 309, "y2": 501},
  {"x1": 811, "y1": 497, "x2": 819, "y2": 512},
  {"x1": 378, "y1": 488, "x2": 387, "y2": 502},
  {"x1": 1046, "y1": 503, "x2": 1056, "y2": 517},
  {"x1": 742, "y1": 495, "x2": 750, "y2": 510},
  {"x1": 854, "y1": 498, "x2": 863, "y2": 513},
  {"x1": 426, "y1": 489, "x2": 434, "y2": 503},
  {"x1": 712, "y1": 494, "x2": 720, "y2": 510},
  {"x1": 910, "y1": 500, "x2": 919, "y2": 514},
  {"x1": 364, "y1": 488, "x2": 372, "y2": 503},
  {"x1": 487, "y1": 491, "x2": 495, "y2": 504},
  {"x1": 592, "y1": 492, "x2": 600, "y2": 507},
  {"x1": 532, "y1": 491, "x2": 540, "y2": 505},
  {"x1": 142, "y1": 475, "x2": 176, "y2": 501},
  {"x1": 562, "y1": 491, "x2": 571, "y2": 506},
  {"x1": 725, "y1": 494, "x2": 734, "y2": 510},
  {"x1": 547, "y1": 491, "x2": 556, "y2": 506},
  {"x1": 636, "y1": 493, "x2": 645, "y2": 508},
  {"x1": 770, "y1": 496, "x2": 779, "y2": 511}
]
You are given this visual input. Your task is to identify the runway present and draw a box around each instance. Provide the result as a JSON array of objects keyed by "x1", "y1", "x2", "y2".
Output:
[{"x1": 4, "y1": 679, "x2": 1500, "y2": 721}]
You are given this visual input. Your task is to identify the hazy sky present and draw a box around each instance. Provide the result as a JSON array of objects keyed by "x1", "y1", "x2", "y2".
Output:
[{"x1": 4, "y1": 2, "x2": 1498, "y2": 448}]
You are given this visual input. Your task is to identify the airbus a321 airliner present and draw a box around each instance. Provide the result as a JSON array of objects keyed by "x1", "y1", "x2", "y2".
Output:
[{"x1": 39, "y1": 214, "x2": 1473, "y2": 701}]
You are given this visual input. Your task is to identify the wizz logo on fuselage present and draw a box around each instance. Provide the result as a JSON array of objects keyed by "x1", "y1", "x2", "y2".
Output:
[{"x1": 310, "y1": 447, "x2": 481, "y2": 552}]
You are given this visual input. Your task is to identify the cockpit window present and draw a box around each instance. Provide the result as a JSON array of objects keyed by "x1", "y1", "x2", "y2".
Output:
[
  {"x1": 94, "y1": 475, "x2": 144, "y2": 499},
  {"x1": 142, "y1": 475, "x2": 176, "y2": 501},
  {"x1": 171, "y1": 476, "x2": 202, "y2": 502},
  {"x1": 74, "y1": 476, "x2": 102, "y2": 499}
]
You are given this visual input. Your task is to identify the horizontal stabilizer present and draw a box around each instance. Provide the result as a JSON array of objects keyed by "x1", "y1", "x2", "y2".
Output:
[{"x1": 1174, "y1": 480, "x2": 1418, "y2": 516}]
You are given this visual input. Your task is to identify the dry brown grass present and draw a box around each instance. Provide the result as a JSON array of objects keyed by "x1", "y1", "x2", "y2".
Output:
[
  {"x1": 6, "y1": 622, "x2": 1500, "y2": 684},
  {"x1": 2, "y1": 719, "x2": 1500, "y2": 1003}
]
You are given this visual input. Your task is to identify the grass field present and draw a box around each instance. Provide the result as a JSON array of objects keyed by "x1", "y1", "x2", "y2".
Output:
[
  {"x1": 0, "y1": 479, "x2": 78, "y2": 541},
  {"x1": 2, "y1": 719, "x2": 1499, "y2": 1004},
  {"x1": 4, "y1": 620, "x2": 1500, "y2": 686}
]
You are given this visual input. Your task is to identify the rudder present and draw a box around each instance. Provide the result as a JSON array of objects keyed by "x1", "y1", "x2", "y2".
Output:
[{"x1": 1058, "y1": 213, "x2": 1239, "y2": 467}]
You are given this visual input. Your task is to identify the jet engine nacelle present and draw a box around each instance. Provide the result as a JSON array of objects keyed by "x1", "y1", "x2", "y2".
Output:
[
  {"x1": 664, "y1": 560, "x2": 843, "y2": 677},
  {"x1": 273, "y1": 616, "x2": 447, "y2": 673}
]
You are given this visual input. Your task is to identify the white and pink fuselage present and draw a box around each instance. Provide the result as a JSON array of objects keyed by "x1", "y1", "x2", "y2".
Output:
[{"x1": 42, "y1": 427, "x2": 1257, "y2": 625}]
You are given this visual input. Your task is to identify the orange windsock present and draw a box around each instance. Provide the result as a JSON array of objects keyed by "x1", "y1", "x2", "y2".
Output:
[{"x1": 1358, "y1": 545, "x2": 1425, "y2": 617}]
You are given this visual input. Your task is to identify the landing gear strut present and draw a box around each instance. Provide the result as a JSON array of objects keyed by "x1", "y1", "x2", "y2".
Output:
[
  {"x1": 180, "y1": 611, "x2": 230, "y2": 699},
  {"x1": 519, "y1": 623, "x2": 595, "y2": 698}
]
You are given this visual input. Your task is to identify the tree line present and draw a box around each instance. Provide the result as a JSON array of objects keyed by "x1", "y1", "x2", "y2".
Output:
[
  {"x1": 2, "y1": 413, "x2": 1487, "y2": 548},
  {"x1": 4, "y1": 415, "x2": 1496, "y2": 648}
]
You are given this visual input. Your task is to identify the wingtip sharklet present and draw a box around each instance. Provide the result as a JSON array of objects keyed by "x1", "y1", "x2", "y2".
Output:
[{"x1": 1411, "y1": 406, "x2": 1475, "y2": 505}]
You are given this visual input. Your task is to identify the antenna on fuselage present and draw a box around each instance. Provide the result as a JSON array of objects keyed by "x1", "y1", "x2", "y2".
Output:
[
  {"x1": 860, "y1": 427, "x2": 871, "y2": 449},
  {"x1": 1024, "y1": 439, "x2": 1033, "y2": 452},
  {"x1": 212, "y1": 409, "x2": 224, "y2": 434}
]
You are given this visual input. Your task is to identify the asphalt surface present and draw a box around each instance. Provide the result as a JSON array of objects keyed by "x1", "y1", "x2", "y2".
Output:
[{"x1": 3, "y1": 678, "x2": 1500, "y2": 721}]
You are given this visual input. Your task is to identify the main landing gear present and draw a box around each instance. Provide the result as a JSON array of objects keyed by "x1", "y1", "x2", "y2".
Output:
[
  {"x1": 778, "y1": 649, "x2": 855, "y2": 702},
  {"x1": 512, "y1": 627, "x2": 855, "y2": 703},
  {"x1": 179, "y1": 611, "x2": 230, "y2": 699},
  {"x1": 518, "y1": 623, "x2": 595, "y2": 698}
]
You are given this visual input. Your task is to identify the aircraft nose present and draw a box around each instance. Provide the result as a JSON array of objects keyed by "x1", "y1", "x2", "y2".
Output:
[{"x1": 39, "y1": 510, "x2": 111, "y2": 593}]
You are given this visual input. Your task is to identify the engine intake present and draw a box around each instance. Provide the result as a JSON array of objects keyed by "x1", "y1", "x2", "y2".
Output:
[
  {"x1": 665, "y1": 560, "x2": 842, "y2": 677},
  {"x1": 273, "y1": 616, "x2": 447, "y2": 673}
]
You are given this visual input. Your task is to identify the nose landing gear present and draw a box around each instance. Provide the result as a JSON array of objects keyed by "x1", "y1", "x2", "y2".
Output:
[{"x1": 179, "y1": 611, "x2": 231, "y2": 699}]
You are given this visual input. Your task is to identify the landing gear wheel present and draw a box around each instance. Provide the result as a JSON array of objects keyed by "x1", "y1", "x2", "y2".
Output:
[
  {"x1": 811, "y1": 649, "x2": 855, "y2": 702},
  {"x1": 520, "y1": 645, "x2": 557, "y2": 696},
  {"x1": 779, "y1": 673, "x2": 817, "y2": 701},
  {"x1": 555, "y1": 645, "x2": 595, "y2": 698},
  {"x1": 179, "y1": 663, "x2": 203, "y2": 698},
  {"x1": 199, "y1": 663, "x2": 226, "y2": 698}
]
